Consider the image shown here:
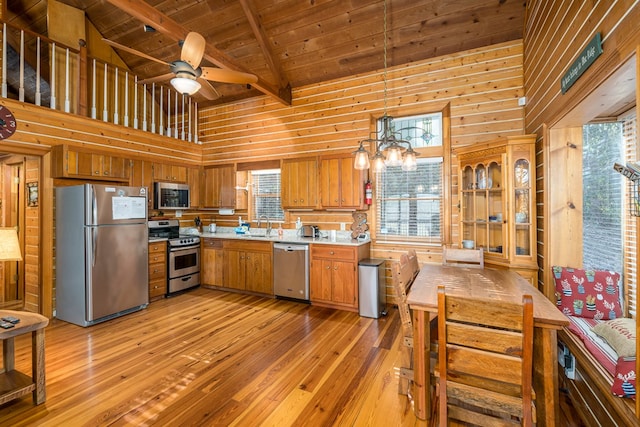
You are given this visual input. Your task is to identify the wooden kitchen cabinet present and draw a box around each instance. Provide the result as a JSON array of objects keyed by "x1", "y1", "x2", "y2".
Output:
[
  {"x1": 203, "y1": 165, "x2": 236, "y2": 208},
  {"x1": 129, "y1": 160, "x2": 154, "y2": 209},
  {"x1": 51, "y1": 144, "x2": 130, "y2": 181},
  {"x1": 320, "y1": 155, "x2": 366, "y2": 209},
  {"x1": 223, "y1": 240, "x2": 273, "y2": 295},
  {"x1": 455, "y1": 134, "x2": 538, "y2": 284},
  {"x1": 148, "y1": 241, "x2": 167, "y2": 300},
  {"x1": 187, "y1": 166, "x2": 203, "y2": 208},
  {"x1": 201, "y1": 238, "x2": 224, "y2": 287},
  {"x1": 310, "y1": 243, "x2": 370, "y2": 311},
  {"x1": 153, "y1": 163, "x2": 187, "y2": 183},
  {"x1": 281, "y1": 157, "x2": 318, "y2": 209}
]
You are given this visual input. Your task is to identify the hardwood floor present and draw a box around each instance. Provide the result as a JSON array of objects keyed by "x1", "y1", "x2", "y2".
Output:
[{"x1": 0, "y1": 288, "x2": 585, "y2": 426}]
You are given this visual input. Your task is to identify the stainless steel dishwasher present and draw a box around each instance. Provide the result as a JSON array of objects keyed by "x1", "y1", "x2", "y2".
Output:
[{"x1": 273, "y1": 243, "x2": 309, "y2": 301}]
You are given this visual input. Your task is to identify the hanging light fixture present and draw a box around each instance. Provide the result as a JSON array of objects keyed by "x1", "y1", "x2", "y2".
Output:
[{"x1": 353, "y1": 0, "x2": 419, "y2": 173}]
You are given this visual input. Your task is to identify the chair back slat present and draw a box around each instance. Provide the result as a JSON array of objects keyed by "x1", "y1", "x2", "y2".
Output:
[
  {"x1": 437, "y1": 285, "x2": 534, "y2": 426},
  {"x1": 442, "y1": 246, "x2": 484, "y2": 268}
]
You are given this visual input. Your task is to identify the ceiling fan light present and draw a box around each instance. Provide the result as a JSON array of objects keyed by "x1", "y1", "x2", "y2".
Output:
[{"x1": 170, "y1": 77, "x2": 201, "y2": 95}]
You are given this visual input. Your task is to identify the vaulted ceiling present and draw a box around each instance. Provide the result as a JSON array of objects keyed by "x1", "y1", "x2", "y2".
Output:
[{"x1": 5, "y1": 0, "x2": 526, "y2": 107}]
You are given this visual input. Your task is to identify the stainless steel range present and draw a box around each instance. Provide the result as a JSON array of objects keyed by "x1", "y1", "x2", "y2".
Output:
[{"x1": 148, "y1": 220, "x2": 200, "y2": 295}]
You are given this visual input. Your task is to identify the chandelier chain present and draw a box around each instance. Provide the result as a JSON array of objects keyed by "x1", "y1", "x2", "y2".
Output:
[{"x1": 383, "y1": 0, "x2": 388, "y2": 117}]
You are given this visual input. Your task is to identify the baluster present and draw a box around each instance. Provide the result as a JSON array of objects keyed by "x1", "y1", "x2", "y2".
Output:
[
  {"x1": 50, "y1": 43, "x2": 56, "y2": 109},
  {"x1": 174, "y1": 91, "x2": 178, "y2": 138},
  {"x1": 166, "y1": 89, "x2": 171, "y2": 137},
  {"x1": 91, "y1": 59, "x2": 96, "y2": 118},
  {"x1": 133, "y1": 75, "x2": 138, "y2": 129},
  {"x1": 181, "y1": 94, "x2": 186, "y2": 141},
  {"x1": 113, "y1": 67, "x2": 119, "y2": 124},
  {"x1": 142, "y1": 83, "x2": 147, "y2": 131},
  {"x1": 1, "y1": 24, "x2": 7, "y2": 98},
  {"x1": 194, "y1": 102, "x2": 199, "y2": 144},
  {"x1": 102, "y1": 63, "x2": 108, "y2": 121},
  {"x1": 188, "y1": 97, "x2": 192, "y2": 142},
  {"x1": 123, "y1": 71, "x2": 129, "y2": 127},
  {"x1": 151, "y1": 82, "x2": 155, "y2": 133},
  {"x1": 19, "y1": 30, "x2": 25, "y2": 102},
  {"x1": 159, "y1": 86, "x2": 163, "y2": 136},
  {"x1": 35, "y1": 37, "x2": 41, "y2": 106},
  {"x1": 64, "y1": 48, "x2": 70, "y2": 112}
]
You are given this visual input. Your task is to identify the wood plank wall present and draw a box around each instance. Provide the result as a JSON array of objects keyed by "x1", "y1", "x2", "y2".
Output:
[
  {"x1": 522, "y1": 0, "x2": 640, "y2": 301},
  {"x1": 1, "y1": 38, "x2": 525, "y2": 313},
  {"x1": 199, "y1": 39, "x2": 526, "y2": 300}
]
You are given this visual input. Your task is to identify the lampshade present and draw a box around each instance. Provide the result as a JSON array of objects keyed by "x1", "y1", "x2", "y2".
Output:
[
  {"x1": 0, "y1": 228, "x2": 22, "y2": 261},
  {"x1": 353, "y1": 143, "x2": 371, "y2": 170},
  {"x1": 170, "y1": 77, "x2": 201, "y2": 95}
]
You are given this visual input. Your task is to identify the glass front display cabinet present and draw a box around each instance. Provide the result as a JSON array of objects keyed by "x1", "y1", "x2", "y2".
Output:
[{"x1": 456, "y1": 135, "x2": 537, "y2": 285}]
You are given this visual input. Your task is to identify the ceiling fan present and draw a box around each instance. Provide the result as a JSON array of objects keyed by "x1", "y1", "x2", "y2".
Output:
[{"x1": 102, "y1": 32, "x2": 258, "y2": 100}]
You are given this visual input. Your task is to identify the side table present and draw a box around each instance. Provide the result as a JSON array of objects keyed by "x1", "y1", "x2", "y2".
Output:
[{"x1": 0, "y1": 310, "x2": 49, "y2": 405}]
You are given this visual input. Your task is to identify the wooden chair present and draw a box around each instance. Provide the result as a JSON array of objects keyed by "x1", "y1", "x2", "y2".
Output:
[
  {"x1": 407, "y1": 248, "x2": 421, "y2": 278},
  {"x1": 391, "y1": 253, "x2": 418, "y2": 395},
  {"x1": 436, "y1": 285, "x2": 535, "y2": 426},
  {"x1": 442, "y1": 245, "x2": 484, "y2": 268}
]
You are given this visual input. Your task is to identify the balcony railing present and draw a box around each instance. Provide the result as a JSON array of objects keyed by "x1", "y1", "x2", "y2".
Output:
[{"x1": 1, "y1": 21, "x2": 199, "y2": 143}]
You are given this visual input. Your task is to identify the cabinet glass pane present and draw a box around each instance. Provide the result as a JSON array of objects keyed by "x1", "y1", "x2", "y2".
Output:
[
  {"x1": 462, "y1": 166, "x2": 474, "y2": 190},
  {"x1": 515, "y1": 189, "x2": 530, "y2": 223},
  {"x1": 476, "y1": 164, "x2": 487, "y2": 189},
  {"x1": 514, "y1": 159, "x2": 529, "y2": 187},
  {"x1": 488, "y1": 162, "x2": 502, "y2": 189},
  {"x1": 516, "y1": 225, "x2": 530, "y2": 256},
  {"x1": 488, "y1": 223, "x2": 504, "y2": 254}
]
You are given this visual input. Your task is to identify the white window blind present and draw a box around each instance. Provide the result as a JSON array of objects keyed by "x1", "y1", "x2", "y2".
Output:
[
  {"x1": 376, "y1": 157, "x2": 443, "y2": 242},
  {"x1": 582, "y1": 114, "x2": 637, "y2": 318},
  {"x1": 251, "y1": 169, "x2": 284, "y2": 221},
  {"x1": 622, "y1": 113, "x2": 637, "y2": 317}
]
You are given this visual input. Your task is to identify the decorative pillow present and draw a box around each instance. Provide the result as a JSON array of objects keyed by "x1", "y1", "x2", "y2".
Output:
[
  {"x1": 611, "y1": 356, "x2": 637, "y2": 399},
  {"x1": 553, "y1": 266, "x2": 622, "y2": 319},
  {"x1": 592, "y1": 318, "x2": 636, "y2": 357}
]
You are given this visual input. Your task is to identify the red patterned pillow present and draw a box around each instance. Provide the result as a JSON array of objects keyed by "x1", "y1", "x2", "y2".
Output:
[
  {"x1": 611, "y1": 357, "x2": 637, "y2": 399},
  {"x1": 553, "y1": 266, "x2": 622, "y2": 320}
]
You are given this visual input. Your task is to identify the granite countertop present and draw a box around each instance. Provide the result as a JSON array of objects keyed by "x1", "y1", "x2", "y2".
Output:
[{"x1": 191, "y1": 227, "x2": 370, "y2": 247}]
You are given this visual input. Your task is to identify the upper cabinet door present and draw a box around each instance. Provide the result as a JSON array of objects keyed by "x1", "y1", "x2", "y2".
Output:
[
  {"x1": 320, "y1": 155, "x2": 366, "y2": 210},
  {"x1": 203, "y1": 165, "x2": 236, "y2": 208},
  {"x1": 281, "y1": 157, "x2": 318, "y2": 209}
]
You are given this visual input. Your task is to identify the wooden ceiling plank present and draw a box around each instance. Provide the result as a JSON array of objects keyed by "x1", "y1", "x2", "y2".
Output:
[
  {"x1": 238, "y1": 0, "x2": 289, "y2": 91},
  {"x1": 104, "y1": 0, "x2": 291, "y2": 105}
]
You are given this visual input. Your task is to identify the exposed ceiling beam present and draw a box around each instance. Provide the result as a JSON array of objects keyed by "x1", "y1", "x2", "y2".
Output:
[
  {"x1": 238, "y1": 0, "x2": 290, "y2": 103},
  {"x1": 104, "y1": 0, "x2": 291, "y2": 105}
]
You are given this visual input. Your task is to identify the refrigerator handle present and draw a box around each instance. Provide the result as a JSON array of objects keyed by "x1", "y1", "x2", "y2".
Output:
[
  {"x1": 91, "y1": 227, "x2": 97, "y2": 268},
  {"x1": 91, "y1": 185, "x2": 98, "y2": 225}
]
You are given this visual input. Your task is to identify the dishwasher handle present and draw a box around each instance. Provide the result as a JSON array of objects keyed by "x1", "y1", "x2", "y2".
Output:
[{"x1": 274, "y1": 243, "x2": 309, "y2": 252}]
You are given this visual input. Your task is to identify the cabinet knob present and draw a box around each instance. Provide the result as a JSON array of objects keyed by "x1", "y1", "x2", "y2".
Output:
[
  {"x1": 104, "y1": 171, "x2": 109, "y2": 175},
  {"x1": 300, "y1": 199, "x2": 304, "y2": 203},
  {"x1": 325, "y1": 266, "x2": 330, "y2": 270},
  {"x1": 334, "y1": 266, "x2": 338, "y2": 270},
  {"x1": 330, "y1": 251, "x2": 334, "y2": 255}
]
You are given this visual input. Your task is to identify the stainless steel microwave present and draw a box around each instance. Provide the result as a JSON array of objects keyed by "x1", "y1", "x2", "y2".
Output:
[{"x1": 154, "y1": 182, "x2": 190, "y2": 210}]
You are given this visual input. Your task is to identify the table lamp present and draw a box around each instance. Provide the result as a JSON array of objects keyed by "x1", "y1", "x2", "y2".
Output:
[{"x1": 0, "y1": 227, "x2": 22, "y2": 261}]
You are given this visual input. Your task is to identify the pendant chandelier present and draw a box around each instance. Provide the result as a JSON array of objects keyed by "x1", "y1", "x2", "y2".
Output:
[{"x1": 353, "y1": 0, "x2": 418, "y2": 173}]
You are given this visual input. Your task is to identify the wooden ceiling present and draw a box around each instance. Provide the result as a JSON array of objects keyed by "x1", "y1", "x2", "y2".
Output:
[{"x1": 5, "y1": 0, "x2": 526, "y2": 107}]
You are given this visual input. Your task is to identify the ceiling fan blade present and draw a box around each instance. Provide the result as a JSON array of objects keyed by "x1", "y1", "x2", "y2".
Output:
[
  {"x1": 197, "y1": 78, "x2": 221, "y2": 100},
  {"x1": 181, "y1": 32, "x2": 206, "y2": 69},
  {"x1": 101, "y1": 38, "x2": 169, "y2": 66},
  {"x1": 200, "y1": 67, "x2": 258, "y2": 84},
  {"x1": 137, "y1": 73, "x2": 174, "y2": 85}
]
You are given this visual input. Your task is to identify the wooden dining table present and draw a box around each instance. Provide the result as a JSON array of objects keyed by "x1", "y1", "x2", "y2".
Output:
[{"x1": 406, "y1": 264, "x2": 569, "y2": 426}]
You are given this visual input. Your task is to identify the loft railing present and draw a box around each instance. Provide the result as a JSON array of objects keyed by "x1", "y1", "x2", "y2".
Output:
[{"x1": 0, "y1": 21, "x2": 199, "y2": 143}]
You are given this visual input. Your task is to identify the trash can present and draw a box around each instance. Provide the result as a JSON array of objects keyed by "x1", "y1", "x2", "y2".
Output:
[{"x1": 358, "y1": 258, "x2": 387, "y2": 318}]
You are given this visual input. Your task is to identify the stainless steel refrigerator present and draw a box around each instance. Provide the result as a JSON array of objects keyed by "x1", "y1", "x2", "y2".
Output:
[{"x1": 55, "y1": 184, "x2": 149, "y2": 326}]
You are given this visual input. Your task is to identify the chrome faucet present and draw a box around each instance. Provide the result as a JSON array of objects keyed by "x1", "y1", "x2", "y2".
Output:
[{"x1": 258, "y1": 215, "x2": 272, "y2": 236}]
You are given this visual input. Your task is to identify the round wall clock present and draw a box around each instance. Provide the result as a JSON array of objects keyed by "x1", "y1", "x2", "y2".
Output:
[{"x1": 0, "y1": 106, "x2": 17, "y2": 140}]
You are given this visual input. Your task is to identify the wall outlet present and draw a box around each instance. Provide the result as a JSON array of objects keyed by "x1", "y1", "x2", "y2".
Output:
[
  {"x1": 340, "y1": 223, "x2": 346, "y2": 230},
  {"x1": 175, "y1": 210, "x2": 182, "y2": 218},
  {"x1": 518, "y1": 96, "x2": 527, "y2": 106}
]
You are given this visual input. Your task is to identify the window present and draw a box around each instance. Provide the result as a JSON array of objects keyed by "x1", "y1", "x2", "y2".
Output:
[
  {"x1": 582, "y1": 112, "x2": 637, "y2": 317},
  {"x1": 251, "y1": 169, "x2": 284, "y2": 222},
  {"x1": 376, "y1": 112, "x2": 443, "y2": 242}
]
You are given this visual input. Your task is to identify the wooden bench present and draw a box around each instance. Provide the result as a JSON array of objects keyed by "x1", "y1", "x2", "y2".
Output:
[{"x1": 558, "y1": 327, "x2": 637, "y2": 426}]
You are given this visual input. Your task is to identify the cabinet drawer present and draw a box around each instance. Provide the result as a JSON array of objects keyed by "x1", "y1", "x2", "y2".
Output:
[
  {"x1": 149, "y1": 279, "x2": 166, "y2": 298},
  {"x1": 149, "y1": 263, "x2": 166, "y2": 280},
  {"x1": 224, "y1": 239, "x2": 272, "y2": 252},
  {"x1": 311, "y1": 245, "x2": 356, "y2": 261},
  {"x1": 203, "y1": 238, "x2": 223, "y2": 249},
  {"x1": 149, "y1": 252, "x2": 166, "y2": 264},
  {"x1": 149, "y1": 242, "x2": 167, "y2": 254}
]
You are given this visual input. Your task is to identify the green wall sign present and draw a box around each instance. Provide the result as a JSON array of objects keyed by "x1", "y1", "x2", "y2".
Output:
[{"x1": 561, "y1": 33, "x2": 603, "y2": 94}]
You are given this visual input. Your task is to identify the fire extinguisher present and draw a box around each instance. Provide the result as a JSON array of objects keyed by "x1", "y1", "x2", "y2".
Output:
[{"x1": 365, "y1": 180, "x2": 373, "y2": 205}]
